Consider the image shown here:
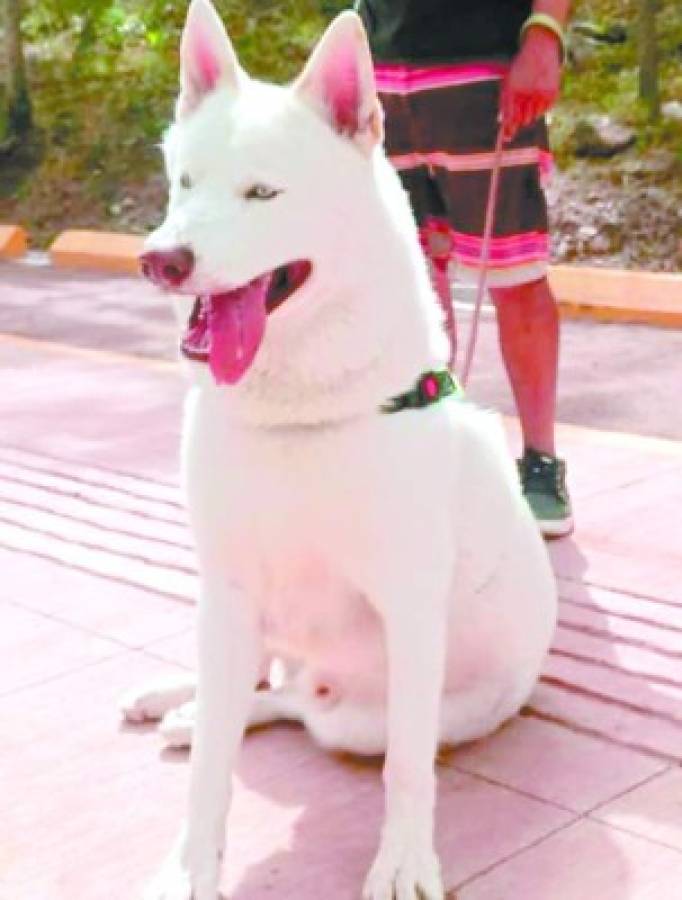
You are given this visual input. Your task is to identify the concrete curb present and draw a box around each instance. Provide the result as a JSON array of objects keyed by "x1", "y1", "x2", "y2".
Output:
[
  {"x1": 550, "y1": 265, "x2": 682, "y2": 329},
  {"x1": 0, "y1": 225, "x2": 28, "y2": 259},
  {"x1": 4, "y1": 227, "x2": 681, "y2": 329},
  {"x1": 49, "y1": 230, "x2": 144, "y2": 275}
]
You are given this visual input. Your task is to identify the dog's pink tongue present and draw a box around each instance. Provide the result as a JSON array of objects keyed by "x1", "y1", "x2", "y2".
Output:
[{"x1": 207, "y1": 277, "x2": 269, "y2": 384}]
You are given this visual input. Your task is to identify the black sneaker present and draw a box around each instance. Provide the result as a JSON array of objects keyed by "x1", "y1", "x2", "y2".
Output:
[{"x1": 518, "y1": 447, "x2": 574, "y2": 539}]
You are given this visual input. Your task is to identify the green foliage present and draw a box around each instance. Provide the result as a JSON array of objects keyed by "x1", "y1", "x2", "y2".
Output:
[
  {"x1": 2, "y1": 0, "x2": 680, "y2": 250},
  {"x1": 19, "y1": 1, "x2": 347, "y2": 156},
  {"x1": 8, "y1": 84, "x2": 32, "y2": 134},
  {"x1": 553, "y1": 0, "x2": 682, "y2": 162},
  {"x1": 3, "y1": 1, "x2": 346, "y2": 241},
  {"x1": 0, "y1": 93, "x2": 7, "y2": 144}
]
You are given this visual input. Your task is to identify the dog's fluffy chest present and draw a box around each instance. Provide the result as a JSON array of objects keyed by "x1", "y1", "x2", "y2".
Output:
[
  {"x1": 183, "y1": 391, "x2": 390, "y2": 641},
  {"x1": 183, "y1": 389, "x2": 460, "y2": 656},
  {"x1": 184, "y1": 386, "x2": 405, "y2": 536},
  {"x1": 257, "y1": 551, "x2": 377, "y2": 659}
]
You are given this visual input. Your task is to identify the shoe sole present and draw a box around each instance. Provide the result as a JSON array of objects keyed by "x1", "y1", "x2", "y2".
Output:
[{"x1": 539, "y1": 516, "x2": 574, "y2": 539}]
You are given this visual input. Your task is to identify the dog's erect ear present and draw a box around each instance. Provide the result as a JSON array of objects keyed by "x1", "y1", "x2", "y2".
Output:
[
  {"x1": 177, "y1": 0, "x2": 243, "y2": 119},
  {"x1": 293, "y1": 12, "x2": 383, "y2": 153}
]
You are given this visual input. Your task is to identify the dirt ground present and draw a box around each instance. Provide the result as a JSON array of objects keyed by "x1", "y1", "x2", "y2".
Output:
[{"x1": 547, "y1": 153, "x2": 682, "y2": 272}]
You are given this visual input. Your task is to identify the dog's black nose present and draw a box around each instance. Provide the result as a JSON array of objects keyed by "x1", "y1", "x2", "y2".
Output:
[{"x1": 139, "y1": 247, "x2": 195, "y2": 288}]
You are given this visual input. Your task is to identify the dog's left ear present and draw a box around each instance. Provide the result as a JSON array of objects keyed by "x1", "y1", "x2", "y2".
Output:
[{"x1": 294, "y1": 12, "x2": 383, "y2": 154}]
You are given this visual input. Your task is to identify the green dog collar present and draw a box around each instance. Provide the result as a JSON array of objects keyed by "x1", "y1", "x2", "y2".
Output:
[{"x1": 381, "y1": 370, "x2": 463, "y2": 414}]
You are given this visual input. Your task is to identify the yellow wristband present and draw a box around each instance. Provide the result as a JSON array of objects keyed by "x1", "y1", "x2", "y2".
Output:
[{"x1": 520, "y1": 12, "x2": 566, "y2": 62}]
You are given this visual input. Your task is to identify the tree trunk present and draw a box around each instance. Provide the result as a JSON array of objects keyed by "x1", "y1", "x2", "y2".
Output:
[
  {"x1": 3, "y1": 0, "x2": 32, "y2": 135},
  {"x1": 638, "y1": 0, "x2": 660, "y2": 121}
]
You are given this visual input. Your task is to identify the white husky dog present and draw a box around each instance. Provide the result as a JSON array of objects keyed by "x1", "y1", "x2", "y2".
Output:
[{"x1": 123, "y1": 1, "x2": 557, "y2": 897}]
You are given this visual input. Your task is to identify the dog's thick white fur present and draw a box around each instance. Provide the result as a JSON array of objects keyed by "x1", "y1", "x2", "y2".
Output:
[{"x1": 122, "y1": 2, "x2": 557, "y2": 897}]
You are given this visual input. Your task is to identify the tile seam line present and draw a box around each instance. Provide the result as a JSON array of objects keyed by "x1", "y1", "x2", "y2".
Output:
[
  {"x1": 546, "y1": 647, "x2": 682, "y2": 694},
  {"x1": 0, "y1": 541, "x2": 194, "y2": 606},
  {"x1": 3, "y1": 595, "x2": 190, "y2": 656},
  {"x1": 556, "y1": 618, "x2": 682, "y2": 659},
  {"x1": 0, "y1": 512, "x2": 197, "y2": 577},
  {"x1": 563, "y1": 547, "x2": 682, "y2": 574},
  {"x1": 582, "y1": 766, "x2": 674, "y2": 818},
  {"x1": 0, "y1": 442, "x2": 179, "y2": 490},
  {"x1": 0, "y1": 491, "x2": 193, "y2": 553},
  {"x1": 453, "y1": 803, "x2": 682, "y2": 895},
  {"x1": 0, "y1": 451, "x2": 182, "y2": 503},
  {"x1": 584, "y1": 815, "x2": 682, "y2": 857},
  {"x1": 0, "y1": 469, "x2": 185, "y2": 526},
  {"x1": 445, "y1": 764, "x2": 577, "y2": 815},
  {"x1": 539, "y1": 674, "x2": 682, "y2": 727},
  {"x1": 558, "y1": 574, "x2": 682, "y2": 610},
  {"x1": 452, "y1": 758, "x2": 671, "y2": 822},
  {"x1": 139, "y1": 646, "x2": 194, "y2": 672},
  {"x1": 521, "y1": 708, "x2": 680, "y2": 765},
  {"x1": 0, "y1": 457, "x2": 184, "y2": 511},
  {"x1": 0, "y1": 647, "x2": 128, "y2": 702},
  {"x1": 558, "y1": 596, "x2": 682, "y2": 634},
  {"x1": 568, "y1": 458, "x2": 682, "y2": 502},
  {"x1": 549, "y1": 646, "x2": 682, "y2": 691},
  {"x1": 138, "y1": 623, "x2": 195, "y2": 652},
  {"x1": 548, "y1": 420, "x2": 682, "y2": 455},
  {"x1": 452, "y1": 813, "x2": 582, "y2": 891}
]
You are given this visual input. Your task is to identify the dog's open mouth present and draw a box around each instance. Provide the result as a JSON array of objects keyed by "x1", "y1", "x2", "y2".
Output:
[{"x1": 181, "y1": 260, "x2": 311, "y2": 384}]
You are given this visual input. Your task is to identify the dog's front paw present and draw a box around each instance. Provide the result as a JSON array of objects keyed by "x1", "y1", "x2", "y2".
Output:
[
  {"x1": 143, "y1": 861, "x2": 219, "y2": 900},
  {"x1": 120, "y1": 675, "x2": 196, "y2": 724},
  {"x1": 143, "y1": 836, "x2": 220, "y2": 900},
  {"x1": 363, "y1": 831, "x2": 443, "y2": 900},
  {"x1": 159, "y1": 701, "x2": 196, "y2": 749},
  {"x1": 143, "y1": 863, "x2": 194, "y2": 900}
]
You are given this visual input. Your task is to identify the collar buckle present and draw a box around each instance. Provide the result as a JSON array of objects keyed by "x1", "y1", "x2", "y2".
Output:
[{"x1": 381, "y1": 370, "x2": 463, "y2": 414}]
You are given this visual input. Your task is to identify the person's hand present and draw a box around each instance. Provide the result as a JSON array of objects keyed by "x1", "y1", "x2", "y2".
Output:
[{"x1": 500, "y1": 26, "x2": 562, "y2": 142}]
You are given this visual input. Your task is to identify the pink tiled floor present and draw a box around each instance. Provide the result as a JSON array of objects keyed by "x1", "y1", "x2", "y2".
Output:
[{"x1": 1, "y1": 266, "x2": 681, "y2": 899}]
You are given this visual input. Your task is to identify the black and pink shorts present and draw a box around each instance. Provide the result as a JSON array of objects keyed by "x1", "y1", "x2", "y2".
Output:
[{"x1": 375, "y1": 62, "x2": 553, "y2": 288}]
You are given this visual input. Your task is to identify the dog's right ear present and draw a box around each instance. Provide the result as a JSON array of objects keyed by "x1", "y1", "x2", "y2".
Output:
[{"x1": 177, "y1": 0, "x2": 243, "y2": 119}]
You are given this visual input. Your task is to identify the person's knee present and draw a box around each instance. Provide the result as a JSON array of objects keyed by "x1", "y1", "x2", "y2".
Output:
[
  {"x1": 491, "y1": 277, "x2": 557, "y2": 321},
  {"x1": 491, "y1": 276, "x2": 548, "y2": 303},
  {"x1": 490, "y1": 283, "x2": 527, "y2": 308}
]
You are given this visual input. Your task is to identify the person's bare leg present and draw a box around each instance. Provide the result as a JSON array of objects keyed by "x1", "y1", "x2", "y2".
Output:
[
  {"x1": 420, "y1": 221, "x2": 457, "y2": 370},
  {"x1": 431, "y1": 262, "x2": 457, "y2": 370},
  {"x1": 489, "y1": 276, "x2": 558, "y2": 455}
]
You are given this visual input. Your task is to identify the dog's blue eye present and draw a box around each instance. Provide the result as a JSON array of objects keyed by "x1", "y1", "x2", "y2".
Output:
[
  {"x1": 245, "y1": 184, "x2": 280, "y2": 201},
  {"x1": 179, "y1": 173, "x2": 193, "y2": 189}
]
